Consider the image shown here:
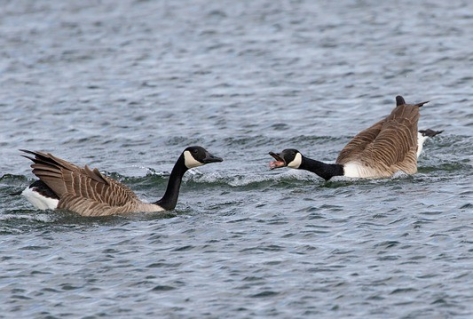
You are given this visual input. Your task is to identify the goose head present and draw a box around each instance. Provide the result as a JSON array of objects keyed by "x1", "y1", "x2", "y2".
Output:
[
  {"x1": 183, "y1": 146, "x2": 223, "y2": 169},
  {"x1": 417, "y1": 129, "x2": 443, "y2": 148},
  {"x1": 269, "y1": 149, "x2": 302, "y2": 169},
  {"x1": 419, "y1": 129, "x2": 443, "y2": 138}
]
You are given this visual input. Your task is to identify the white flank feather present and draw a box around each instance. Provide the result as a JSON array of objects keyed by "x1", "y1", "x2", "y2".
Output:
[{"x1": 21, "y1": 187, "x2": 59, "y2": 210}]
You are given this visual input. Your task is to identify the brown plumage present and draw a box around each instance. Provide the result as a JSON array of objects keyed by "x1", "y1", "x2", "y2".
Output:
[
  {"x1": 21, "y1": 150, "x2": 160, "y2": 216},
  {"x1": 335, "y1": 96, "x2": 429, "y2": 177},
  {"x1": 269, "y1": 96, "x2": 429, "y2": 180},
  {"x1": 21, "y1": 146, "x2": 223, "y2": 216}
]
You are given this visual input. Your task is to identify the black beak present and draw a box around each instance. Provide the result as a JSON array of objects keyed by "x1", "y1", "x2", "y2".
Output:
[
  {"x1": 269, "y1": 151, "x2": 284, "y2": 162},
  {"x1": 203, "y1": 152, "x2": 223, "y2": 163}
]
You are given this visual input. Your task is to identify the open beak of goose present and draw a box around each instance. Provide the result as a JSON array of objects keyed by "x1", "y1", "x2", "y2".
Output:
[
  {"x1": 202, "y1": 152, "x2": 223, "y2": 164},
  {"x1": 269, "y1": 152, "x2": 286, "y2": 170}
]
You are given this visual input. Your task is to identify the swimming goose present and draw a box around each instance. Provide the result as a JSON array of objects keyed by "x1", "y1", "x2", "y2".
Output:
[
  {"x1": 417, "y1": 129, "x2": 443, "y2": 158},
  {"x1": 21, "y1": 146, "x2": 223, "y2": 216},
  {"x1": 269, "y1": 95, "x2": 429, "y2": 180}
]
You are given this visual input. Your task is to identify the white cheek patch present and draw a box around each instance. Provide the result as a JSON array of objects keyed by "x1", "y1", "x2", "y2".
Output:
[
  {"x1": 287, "y1": 153, "x2": 302, "y2": 168},
  {"x1": 183, "y1": 150, "x2": 204, "y2": 168}
]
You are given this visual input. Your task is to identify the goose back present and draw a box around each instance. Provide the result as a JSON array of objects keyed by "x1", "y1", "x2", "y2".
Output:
[{"x1": 335, "y1": 101, "x2": 421, "y2": 176}]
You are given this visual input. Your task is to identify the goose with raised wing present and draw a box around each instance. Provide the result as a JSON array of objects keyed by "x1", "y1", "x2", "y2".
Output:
[
  {"x1": 21, "y1": 146, "x2": 223, "y2": 216},
  {"x1": 269, "y1": 96, "x2": 431, "y2": 180}
]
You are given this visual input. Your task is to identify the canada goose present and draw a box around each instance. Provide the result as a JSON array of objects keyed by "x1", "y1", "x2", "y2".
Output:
[
  {"x1": 269, "y1": 95, "x2": 429, "y2": 180},
  {"x1": 417, "y1": 129, "x2": 443, "y2": 158},
  {"x1": 21, "y1": 146, "x2": 223, "y2": 216}
]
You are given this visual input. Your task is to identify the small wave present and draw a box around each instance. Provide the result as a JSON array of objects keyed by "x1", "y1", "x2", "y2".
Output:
[
  {"x1": 160, "y1": 169, "x2": 424, "y2": 189},
  {"x1": 187, "y1": 169, "x2": 320, "y2": 188},
  {"x1": 0, "y1": 174, "x2": 30, "y2": 192},
  {"x1": 0, "y1": 211, "x2": 53, "y2": 223}
]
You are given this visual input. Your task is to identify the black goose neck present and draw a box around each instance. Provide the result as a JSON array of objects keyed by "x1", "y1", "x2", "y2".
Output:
[
  {"x1": 154, "y1": 154, "x2": 189, "y2": 210},
  {"x1": 299, "y1": 155, "x2": 344, "y2": 181}
]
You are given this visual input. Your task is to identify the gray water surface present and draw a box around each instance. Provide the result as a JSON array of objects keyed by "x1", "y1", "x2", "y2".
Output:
[{"x1": 0, "y1": 0, "x2": 472, "y2": 318}]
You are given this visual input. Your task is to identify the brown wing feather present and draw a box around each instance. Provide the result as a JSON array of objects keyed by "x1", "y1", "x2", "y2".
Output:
[
  {"x1": 336, "y1": 103, "x2": 420, "y2": 174},
  {"x1": 22, "y1": 150, "x2": 140, "y2": 207},
  {"x1": 57, "y1": 195, "x2": 142, "y2": 217},
  {"x1": 336, "y1": 118, "x2": 385, "y2": 164}
]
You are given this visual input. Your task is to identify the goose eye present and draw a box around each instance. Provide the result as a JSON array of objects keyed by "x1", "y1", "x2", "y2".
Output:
[{"x1": 192, "y1": 149, "x2": 198, "y2": 154}]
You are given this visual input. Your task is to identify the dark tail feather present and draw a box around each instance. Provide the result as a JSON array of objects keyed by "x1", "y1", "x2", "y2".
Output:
[
  {"x1": 20, "y1": 149, "x2": 68, "y2": 171},
  {"x1": 396, "y1": 95, "x2": 406, "y2": 106},
  {"x1": 415, "y1": 100, "x2": 429, "y2": 108}
]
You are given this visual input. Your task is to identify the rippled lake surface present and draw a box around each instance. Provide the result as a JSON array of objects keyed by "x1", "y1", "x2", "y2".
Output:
[{"x1": 0, "y1": 0, "x2": 472, "y2": 318}]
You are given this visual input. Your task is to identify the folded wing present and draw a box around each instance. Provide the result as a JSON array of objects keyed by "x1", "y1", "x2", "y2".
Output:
[{"x1": 336, "y1": 100, "x2": 421, "y2": 175}]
